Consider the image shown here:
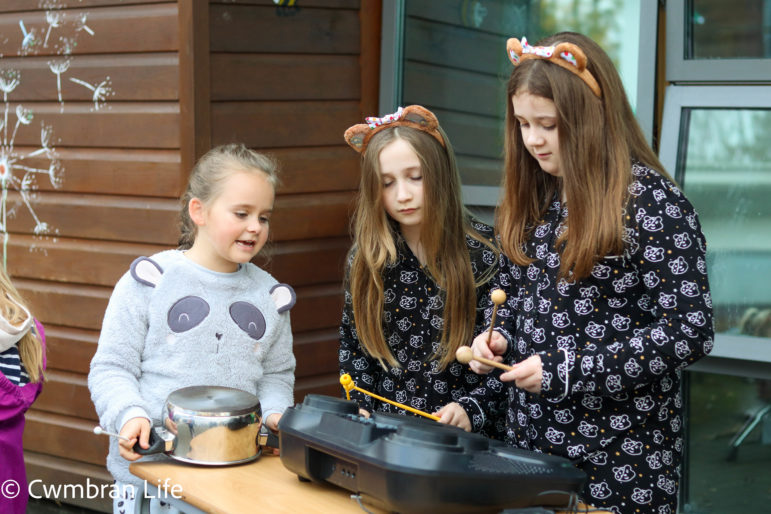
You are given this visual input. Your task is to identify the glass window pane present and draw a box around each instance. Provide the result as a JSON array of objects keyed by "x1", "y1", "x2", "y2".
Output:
[
  {"x1": 689, "y1": 0, "x2": 771, "y2": 59},
  {"x1": 685, "y1": 372, "x2": 771, "y2": 511},
  {"x1": 681, "y1": 108, "x2": 771, "y2": 332},
  {"x1": 400, "y1": 0, "x2": 643, "y2": 188}
]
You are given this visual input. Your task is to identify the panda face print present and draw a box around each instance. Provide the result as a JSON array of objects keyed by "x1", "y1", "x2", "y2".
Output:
[
  {"x1": 538, "y1": 298, "x2": 552, "y2": 314},
  {"x1": 396, "y1": 317, "x2": 411, "y2": 332},
  {"x1": 634, "y1": 395, "x2": 655, "y2": 412},
  {"x1": 642, "y1": 215, "x2": 664, "y2": 232},
  {"x1": 409, "y1": 335, "x2": 423, "y2": 348},
  {"x1": 612, "y1": 313, "x2": 631, "y2": 331},
  {"x1": 658, "y1": 292, "x2": 677, "y2": 309},
  {"x1": 405, "y1": 378, "x2": 417, "y2": 392},
  {"x1": 574, "y1": 298, "x2": 594, "y2": 316},
  {"x1": 544, "y1": 427, "x2": 565, "y2": 445},
  {"x1": 631, "y1": 487, "x2": 653, "y2": 505},
  {"x1": 352, "y1": 357, "x2": 369, "y2": 370},
  {"x1": 644, "y1": 246, "x2": 666, "y2": 262},
  {"x1": 606, "y1": 374, "x2": 623, "y2": 394},
  {"x1": 589, "y1": 481, "x2": 612, "y2": 500},
  {"x1": 395, "y1": 390, "x2": 407, "y2": 403},
  {"x1": 646, "y1": 451, "x2": 663, "y2": 469},
  {"x1": 624, "y1": 359, "x2": 643, "y2": 378},
  {"x1": 580, "y1": 285, "x2": 600, "y2": 298},
  {"x1": 168, "y1": 296, "x2": 210, "y2": 333},
  {"x1": 652, "y1": 188, "x2": 666, "y2": 202},
  {"x1": 680, "y1": 280, "x2": 699, "y2": 297},
  {"x1": 582, "y1": 394, "x2": 603, "y2": 410},
  {"x1": 587, "y1": 451, "x2": 607, "y2": 466},
  {"x1": 557, "y1": 335, "x2": 576, "y2": 350},
  {"x1": 536, "y1": 243, "x2": 548, "y2": 259},
  {"x1": 668, "y1": 256, "x2": 689, "y2": 275},
  {"x1": 552, "y1": 311, "x2": 571, "y2": 329},
  {"x1": 613, "y1": 464, "x2": 636, "y2": 482},
  {"x1": 384, "y1": 289, "x2": 396, "y2": 303},
  {"x1": 686, "y1": 310, "x2": 707, "y2": 327},
  {"x1": 534, "y1": 223, "x2": 551, "y2": 238},
  {"x1": 554, "y1": 408, "x2": 574, "y2": 424},
  {"x1": 400, "y1": 271, "x2": 419, "y2": 284},
  {"x1": 399, "y1": 296, "x2": 418, "y2": 309},
  {"x1": 607, "y1": 297, "x2": 627, "y2": 309},
  {"x1": 578, "y1": 420, "x2": 599, "y2": 438},
  {"x1": 557, "y1": 278, "x2": 573, "y2": 296},
  {"x1": 532, "y1": 327, "x2": 546, "y2": 344},
  {"x1": 339, "y1": 349, "x2": 351, "y2": 362},
  {"x1": 673, "y1": 232, "x2": 692, "y2": 249},
  {"x1": 592, "y1": 263, "x2": 611, "y2": 280},
  {"x1": 546, "y1": 252, "x2": 561, "y2": 268},
  {"x1": 527, "y1": 264, "x2": 539, "y2": 281},
  {"x1": 621, "y1": 437, "x2": 644, "y2": 456},
  {"x1": 585, "y1": 321, "x2": 605, "y2": 339},
  {"x1": 382, "y1": 377, "x2": 395, "y2": 392}
]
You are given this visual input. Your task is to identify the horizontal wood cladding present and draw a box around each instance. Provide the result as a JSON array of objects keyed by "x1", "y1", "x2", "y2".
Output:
[
  {"x1": 211, "y1": 101, "x2": 359, "y2": 148},
  {"x1": 0, "y1": 1, "x2": 164, "y2": 12},
  {"x1": 271, "y1": 146, "x2": 360, "y2": 195},
  {"x1": 0, "y1": 3, "x2": 178, "y2": 57},
  {"x1": 211, "y1": 53, "x2": 359, "y2": 101},
  {"x1": 24, "y1": 451, "x2": 112, "y2": 513},
  {"x1": 42, "y1": 325, "x2": 98, "y2": 375},
  {"x1": 1, "y1": 53, "x2": 179, "y2": 102},
  {"x1": 6, "y1": 235, "x2": 168, "y2": 286},
  {"x1": 294, "y1": 329, "x2": 340, "y2": 379},
  {"x1": 34, "y1": 369, "x2": 97, "y2": 420},
  {"x1": 271, "y1": 191, "x2": 354, "y2": 241},
  {"x1": 8, "y1": 102, "x2": 180, "y2": 149},
  {"x1": 209, "y1": 4, "x2": 359, "y2": 54},
  {"x1": 211, "y1": 0, "x2": 359, "y2": 7},
  {"x1": 7, "y1": 192, "x2": 180, "y2": 244},
  {"x1": 295, "y1": 374, "x2": 341, "y2": 401},
  {"x1": 24, "y1": 409, "x2": 108, "y2": 467},
  {"x1": 260, "y1": 237, "x2": 350, "y2": 287},
  {"x1": 8, "y1": 234, "x2": 347, "y2": 289},
  {"x1": 20, "y1": 147, "x2": 183, "y2": 197},
  {"x1": 8, "y1": 190, "x2": 351, "y2": 243},
  {"x1": 19, "y1": 277, "x2": 343, "y2": 333}
]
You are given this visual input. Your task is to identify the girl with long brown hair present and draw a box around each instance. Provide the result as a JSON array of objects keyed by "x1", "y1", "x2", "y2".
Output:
[
  {"x1": 440, "y1": 33, "x2": 714, "y2": 513},
  {"x1": 339, "y1": 106, "x2": 501, "y2": 431},
  {"x1": 0, "y1": 266, "x2": 46, "y2": 514}
]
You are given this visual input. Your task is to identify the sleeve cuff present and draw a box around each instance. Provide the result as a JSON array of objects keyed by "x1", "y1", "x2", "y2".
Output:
[
  {"x1": 538, "y1": 349, "x2": 570, "y2": 400},
  {"x1": 458, "y1": 396, "x2": 486, "y2": 432},
  {"x1": 118, "y1": 406, "x2": 151, "y2": 433}
]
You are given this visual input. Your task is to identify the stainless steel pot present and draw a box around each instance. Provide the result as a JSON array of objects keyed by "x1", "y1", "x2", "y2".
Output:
[{"x1": 134, "y1": 385, "x2": 269, "y2": 466}]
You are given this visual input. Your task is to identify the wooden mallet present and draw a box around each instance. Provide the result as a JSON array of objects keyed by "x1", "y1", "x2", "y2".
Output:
[
  {"x1": 455, "y1": 346, "x2": 512, "y2": 372},
  {"x1": 340, "y1": 373, "x2": 440, "y2": 421},
  {"x1": 486, "y1": 288, "x2": 507, "y2": 344}
]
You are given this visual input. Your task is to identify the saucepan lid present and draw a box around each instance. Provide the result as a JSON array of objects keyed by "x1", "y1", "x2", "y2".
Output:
[{"x1": 167, "y1": 385, "x2": 260, "y2": 417}]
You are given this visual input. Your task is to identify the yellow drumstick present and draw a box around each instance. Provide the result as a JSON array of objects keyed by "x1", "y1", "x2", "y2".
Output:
[{"x1": 339, "y1": 374, "x2": 440, "y2": 421}]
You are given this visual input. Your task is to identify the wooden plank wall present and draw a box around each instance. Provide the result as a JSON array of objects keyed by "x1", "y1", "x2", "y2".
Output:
[
  {"x1": 401, "y1": 0, "x2": 532, "y2": 187},
  {"x1": 0, "y1": 0, "x2": 378, "y2": 510},
  {"x1": 0, "y1": 1, "x2": 181, "y2": 510},
  {"x1": 208, "y1": 0, "x2": 377, "y2": 400}
]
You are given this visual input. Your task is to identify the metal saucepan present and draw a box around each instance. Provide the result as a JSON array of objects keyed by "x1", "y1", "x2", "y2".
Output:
[{"x1": 134, "y1": 385, "x2": 273, "y2": 466}]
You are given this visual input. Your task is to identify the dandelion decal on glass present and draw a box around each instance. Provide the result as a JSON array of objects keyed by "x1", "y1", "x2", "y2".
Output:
[{"x1": 69, "y1": 76, "x2": 114, "y2": 111}]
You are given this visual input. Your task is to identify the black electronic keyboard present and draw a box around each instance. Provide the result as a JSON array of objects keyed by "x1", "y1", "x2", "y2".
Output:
[{"x1": 278, "y1": 394, "x2": 586, "y2": 513}]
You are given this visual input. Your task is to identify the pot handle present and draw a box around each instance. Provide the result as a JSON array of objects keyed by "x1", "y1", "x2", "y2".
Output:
[{"x1": 133, "y1": 426, "x2": 167, "y2": 455}]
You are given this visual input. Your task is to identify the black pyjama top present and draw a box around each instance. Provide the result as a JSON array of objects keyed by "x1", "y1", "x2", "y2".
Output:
[
  {"x1": 339, "y1": 221, "x2": 506, "y2": 438},
  {"x1": 460, "y1": 164, "x2": 714, "y2": 513}
]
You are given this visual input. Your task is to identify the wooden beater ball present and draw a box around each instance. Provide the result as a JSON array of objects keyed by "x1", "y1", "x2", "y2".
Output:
[
  {"x1": 486, "y1": 288, "x2": 507, "y2": 343},
  {"x1": 455, "y1": 346, "x2": 513, "y2": 372}
]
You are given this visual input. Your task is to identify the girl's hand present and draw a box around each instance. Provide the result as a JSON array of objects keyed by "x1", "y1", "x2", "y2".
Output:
[
  {"x1": 265, "y1": 413, "x2": 281, "y2": 431},
  {"x1": 435, "y1": 402, "x2": 471, "y2": 432},
  {"x1": 500, "y1": 355, "x2": 543, "y2": 394},
  {"x1": 118, "y1": 417, "x2": 151, "y2": 461},
  {"x1": 358, "y1": 408, "x2": 371, "y2": 418},
  {"x1": 469, "y1": 330, "x2": 508, "y2": 374}
]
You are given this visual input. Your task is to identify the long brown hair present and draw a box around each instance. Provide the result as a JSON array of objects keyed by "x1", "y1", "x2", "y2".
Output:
[
  {"x1": 0, "y1": 269, "x2": 44, "y2": 383},
  {"x1": 348, "y1": 124, "x2": 497, "y2": 370},
  {"x1": 497, "y1": 32, "x2": 669, "y2": 280}
]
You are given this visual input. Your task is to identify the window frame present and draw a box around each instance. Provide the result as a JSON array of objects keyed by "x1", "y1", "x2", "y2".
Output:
[
  {"x1": 379, "y1": 0, "x2": 660, "y2": 207},
  {"x1": 659, "y1": 84, "x2": 771, "y2": 378},
  {"x1": 665, "y1": 0, "x2": 771, "y2": 82}
]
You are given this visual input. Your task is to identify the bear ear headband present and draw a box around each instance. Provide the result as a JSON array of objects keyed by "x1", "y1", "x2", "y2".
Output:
[
  {"x1": 507, "y1": 37, "x2": 601, "y2": 98},
  {"x1": 344, "y1": 105, "x2": 446, "y2": 153}
]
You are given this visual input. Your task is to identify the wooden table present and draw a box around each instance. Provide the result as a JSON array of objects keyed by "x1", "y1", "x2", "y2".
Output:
[{"x1": 131, "y1": 454, "x2": 611, "y2": 514}]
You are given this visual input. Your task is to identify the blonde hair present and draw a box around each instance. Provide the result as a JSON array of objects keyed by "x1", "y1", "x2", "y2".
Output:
[
  {"x1": 0, "y1": 270, "x2": 44, "y2": 383},
  {"x1": 348, "y1": 124, "x2": 497, "y2": 370},
  {"x1": 498, "y1": 32, "x2": 670, "y2": 280},
  {"x1": 179, "y1": 143, "x2": 279, "y2": 249}
]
